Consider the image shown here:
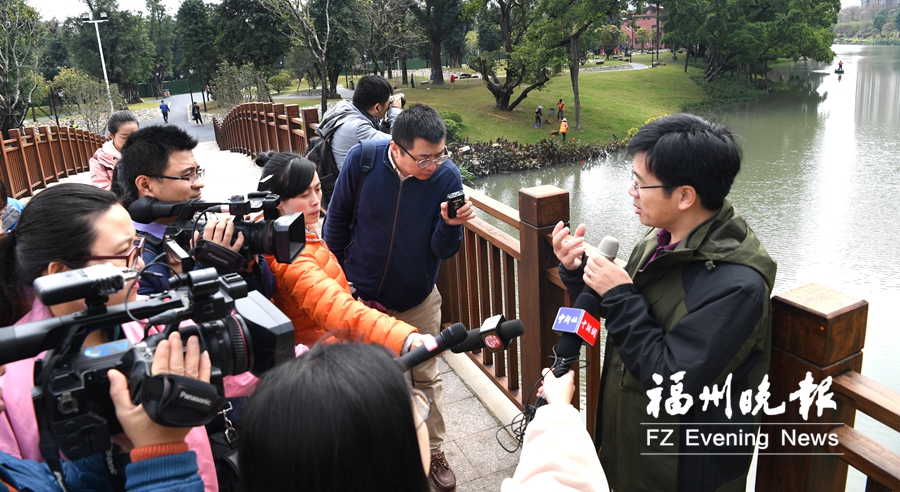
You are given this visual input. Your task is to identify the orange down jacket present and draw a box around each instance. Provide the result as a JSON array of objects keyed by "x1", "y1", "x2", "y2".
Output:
[{"x1": 265, "y1": 229, "x2": 417, "y2": 353}]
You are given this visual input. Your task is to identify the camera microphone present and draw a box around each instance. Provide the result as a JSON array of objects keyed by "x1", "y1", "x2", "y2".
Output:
[
  {"x1": 128, "y1": 197, "x2": 228, "y2": 224},
  {"x1": 396, "y1": 323, "x2": 468, "y2": 371}
]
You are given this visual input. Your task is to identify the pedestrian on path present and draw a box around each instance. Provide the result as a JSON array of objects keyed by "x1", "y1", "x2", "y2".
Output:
[
  {"x1": 191, "y1": 102, "x2": 203, "y2": 125},
  {"x1": 534, "y1": 106, "x2": 543, "y2": 128},
  {"x1": 557, "y1": 99, "x2": 565, "y2": 121},
  {"x1": 159, "y1": 100, "x2": 170, "y2": 123},
  {"x1": 559, "y1": 118, "x2": 568, "y2": 140}
]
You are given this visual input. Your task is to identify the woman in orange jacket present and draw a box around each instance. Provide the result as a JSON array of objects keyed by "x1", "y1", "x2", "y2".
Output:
[{"x1": 255, "y1": 151, "x2": 422, "y2": 354}]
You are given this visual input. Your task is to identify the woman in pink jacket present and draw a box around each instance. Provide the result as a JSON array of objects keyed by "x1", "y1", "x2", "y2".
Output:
[
  {"x1": 0, "y1": 184, "x2": 227, "y2": 491},
  {"x1": 90, "y1": 111, "x2": 139, "y2": 190}
]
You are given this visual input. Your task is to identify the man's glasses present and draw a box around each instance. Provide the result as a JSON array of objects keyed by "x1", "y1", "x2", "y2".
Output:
[
  {"x1": 147, "y1": 167, "x2": 205, "y2": 184},
  {"x1": 396, "y1": 143, "x2": 450, "y2": 169},
  {"x1": 411, "y1": 388, "x2": 432, "y2": 430},
  {"x1": 631, "y1": 171, "x2": 668, "y2": 195},
  {"x1": 71, "y1": 237, "x2": 146, "y2": 269}
]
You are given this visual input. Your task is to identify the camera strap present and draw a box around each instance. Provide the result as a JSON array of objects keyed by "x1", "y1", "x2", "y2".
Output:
[{"x1": 141, "y1": 373, "x2": 226, "y2": 427}]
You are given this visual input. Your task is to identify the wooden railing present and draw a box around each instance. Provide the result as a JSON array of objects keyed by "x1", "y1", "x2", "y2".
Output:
[
  {"x1": 212, "y1": 103, "x2": 319, "y2": 157},
  {"x1": 440, "y1": 184, "x2": 900, "y2": 489},
  {"x1": 1, "y1": 126, "x2": 103, "y2": 199}
]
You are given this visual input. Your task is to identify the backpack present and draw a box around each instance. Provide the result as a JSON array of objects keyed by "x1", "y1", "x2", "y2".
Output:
[{"x1": 305, "y1": 123, "x2": 344, "y2": 210}]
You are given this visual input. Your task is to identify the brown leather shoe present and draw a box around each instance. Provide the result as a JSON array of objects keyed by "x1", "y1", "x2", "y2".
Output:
[{"x1": 430, "y1": 451, "x2": 456, "y2": 491}]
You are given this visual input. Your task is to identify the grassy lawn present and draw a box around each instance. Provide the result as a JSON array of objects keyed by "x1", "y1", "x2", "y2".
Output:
[{"x1": 403, "y1": 54, "x2": 707, "y2": 145}]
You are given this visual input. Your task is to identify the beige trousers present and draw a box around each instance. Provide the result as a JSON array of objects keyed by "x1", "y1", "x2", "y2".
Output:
[{"x1": 387, "y1": 286, "x2": 446, "y2": 453}]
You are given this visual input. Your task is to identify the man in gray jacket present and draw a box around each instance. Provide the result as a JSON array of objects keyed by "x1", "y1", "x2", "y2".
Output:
[{"x1": 317, "y1": 74, "x2": 403, "y2": 171}]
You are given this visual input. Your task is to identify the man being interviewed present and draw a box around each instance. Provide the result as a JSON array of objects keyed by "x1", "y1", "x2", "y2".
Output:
[
  {"x1": 553, "y1": 113, "x2": 777, "y2": 492},
  {"x1": 324, "y1": 104, "x2": 475, "y2": 492}
]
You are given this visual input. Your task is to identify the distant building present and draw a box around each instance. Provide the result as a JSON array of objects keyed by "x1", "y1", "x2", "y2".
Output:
[{"x1": 621, "y1": 4, "x2": 664, "y2": 50}]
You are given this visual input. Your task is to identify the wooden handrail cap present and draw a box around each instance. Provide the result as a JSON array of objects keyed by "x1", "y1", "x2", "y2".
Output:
[
  {"x1": 518, "y1": 185, "x2": 568, "y2": 227},
  {"x1": 773, "y1": 283, "x2": 867, "y2": 319}
]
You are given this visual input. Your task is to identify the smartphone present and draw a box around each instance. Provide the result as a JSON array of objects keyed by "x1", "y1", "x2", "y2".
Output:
[{"x1": 446, "y1": 190, "x2": 466, "y2": 219}]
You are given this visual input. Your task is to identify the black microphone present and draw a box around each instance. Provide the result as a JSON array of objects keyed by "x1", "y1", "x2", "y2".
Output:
[
  {"x1": 397, "y1": 322, "x2": 468, "y2": 371},
  {"x1": 532, "y1": 291, "x2": 600, "y2": 410},
  {"x1": 450, "y1": 317, "x2": 525, "y2": 354},
  {"x1": 128, "y1": 197, "x2": 226, "y2": 224}
]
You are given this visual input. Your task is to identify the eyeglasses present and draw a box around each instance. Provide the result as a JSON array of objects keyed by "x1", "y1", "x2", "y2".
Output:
[
  {"x1": 411, "y1": 388, "x2": 432, "y2": 430},
  {"x1": 71, "y1": 236, "x2": 146, "y2": 269},
  {"x1": 147, "y1": 167, "x2": 205, "y2": 184},
  {"x1": 631, "y1": 171, "x2": 668, "y2": 195},
  {"x1": 396, "y1": 143, "x2": 450, "y2": 169}
]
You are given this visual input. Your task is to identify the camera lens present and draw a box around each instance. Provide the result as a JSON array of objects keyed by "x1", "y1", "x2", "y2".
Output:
[{"x1": 180, "y1": 315, "x2": 251, "y2": 376}]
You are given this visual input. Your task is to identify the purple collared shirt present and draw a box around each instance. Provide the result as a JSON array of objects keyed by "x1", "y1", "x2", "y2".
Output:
[
  {"x1": 645, "y1": 228, "x2": 680, "y2": 267},
  {"x1": 133, "y1": 220, "x2": 167, "y2": 239}
]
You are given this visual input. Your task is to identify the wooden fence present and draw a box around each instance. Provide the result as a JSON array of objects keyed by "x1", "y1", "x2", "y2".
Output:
[
  {"x1": 440, "y1": 184, "x2": 900, "y2": 490},
  {"x1": 1, "y1": 126, "x2": 104, "y2": 199},
  {"x1": 212, "y1": 103, "x2": 319, "y2": 157}
]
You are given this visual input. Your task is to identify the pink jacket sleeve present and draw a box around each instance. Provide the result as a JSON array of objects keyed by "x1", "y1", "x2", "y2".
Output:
[{"x1": 89, "y1": 145, "x2": 117, "y2": 190}]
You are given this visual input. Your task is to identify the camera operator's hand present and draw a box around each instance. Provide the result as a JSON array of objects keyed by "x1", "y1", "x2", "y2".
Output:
[
  {"x1": 535, "y1": 368, "x2": 576, "y2": 405},
  {"x1": 440, "y1": 199, "x2": 475, "y2": 226},
  {"x1": 108, "y1": 332, "x2": 211, "y2": 450},
  {"x1": 390, "y1": 94, "x2": 405, "y2": 109},
  {"x1": 196, "y1": 218, "x2": 245, "y2": 253}
]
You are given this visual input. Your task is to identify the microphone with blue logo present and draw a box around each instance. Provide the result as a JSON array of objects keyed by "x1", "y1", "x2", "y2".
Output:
[{"x1": 533, "y1": 236, "x2": 618, "y2": 409}]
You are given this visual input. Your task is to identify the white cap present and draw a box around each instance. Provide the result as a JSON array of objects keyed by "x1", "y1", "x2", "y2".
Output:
[{"x1": 562, "y1": 118, "x2": 567, "y2": 122}]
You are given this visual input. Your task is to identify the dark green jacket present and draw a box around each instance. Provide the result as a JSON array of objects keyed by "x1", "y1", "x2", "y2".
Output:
[{"x1": 561, "y1": 200, "x2": 777, "y2": 492}]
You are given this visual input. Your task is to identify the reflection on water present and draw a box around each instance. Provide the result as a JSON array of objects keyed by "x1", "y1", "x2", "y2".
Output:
[{"x1": 469, "y1": 45, "x2": 900, "y2": 491}]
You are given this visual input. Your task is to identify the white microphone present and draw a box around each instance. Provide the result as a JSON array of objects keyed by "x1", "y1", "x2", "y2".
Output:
[{"x1": 596, "y1": 235, "x2": 619, "y2": 261}]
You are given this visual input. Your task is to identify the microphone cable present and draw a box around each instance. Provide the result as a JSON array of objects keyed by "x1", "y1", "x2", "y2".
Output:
[{"x1": 495, "y1": 346, "x2": 589, "y2": 453}]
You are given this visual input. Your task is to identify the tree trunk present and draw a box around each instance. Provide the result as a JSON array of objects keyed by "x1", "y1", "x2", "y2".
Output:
[
  {"x1": 570, "y1": 35, "x2": 581, "y2": 132},
  {"x1": 401, "y1": 52, "x2": 408, "y2": 85},
  {"x1": 430, "y1": 40, "x2": 445, "y2": 85}
]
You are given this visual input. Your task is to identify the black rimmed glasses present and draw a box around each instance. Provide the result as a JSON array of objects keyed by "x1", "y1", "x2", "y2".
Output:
[
  {"x1": 147, "y1": 167, "x2": 205, "y2": 184},
  {"x1": 631, "y1": 170, "x2": 668, "y2": 195},
  {"x1": 71, "y1": 236, "x2": 146, "y2": 269},
  {"x1": 396, "y1": 143, "x2": 450, "y2": 169},
  {"x1": 411, "y1": 388, "x2": 432, "y2": 430}
]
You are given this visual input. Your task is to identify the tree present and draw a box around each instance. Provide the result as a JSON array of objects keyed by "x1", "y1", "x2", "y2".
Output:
[
  {"x1": 596, "y1": 24, "x2": 625, "y2": 59},
  {"x1": 214, "y1": 0, "x2": 291, "y2": 74},
  {"x1": 39, "y1": 19, "x2": 69, "y2": 81},
  {"x1": 53, "y1": 67, "x2": 114, "y2": 133},
  {"x1": 176, "y1": 0, "x2": 219, "y2": 94},
  {"x1": 469, "y1": 0, "x2": 562, "y2": 111},
  {"x1": 0, "y1": 0, "x2": 43, "y2": 137},
  {"x1": 310, "y1": 0, "x2": 360, "y2": 95},
  {"x1": 268, "y1": 69, "x2": 292, "y2": 93},
  {"x1": 873, "y1": 10, "x2": 887, "y2": 32},
  {"x1": 636, "y1": 26, "x2": 649, "y2": 51},
  {"x1": 664, "y1": 0, "x2": 841, "y2": 84},
  {"x1": 146, "y1": 0, "x2": 175, "y2": 98},
  {"x1": 261, "y1": 0, "x2": 340, "y2": 112},
  {"x1": 410, "y1": 0, "x2": 465, "y2": 85},
  {"x1": 356, "y1": 0, "x2": 411, "y2": 78}
]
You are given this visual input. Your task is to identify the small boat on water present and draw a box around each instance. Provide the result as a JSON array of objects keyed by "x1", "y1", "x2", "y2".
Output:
[{"x1": 835, "y1": 68, "x2": 844, "y2": 74}]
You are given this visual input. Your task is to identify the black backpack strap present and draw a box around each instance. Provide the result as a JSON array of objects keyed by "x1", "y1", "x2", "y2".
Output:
[{"x1": 350, "y1": 140, "x2": 377, "y2": 230}]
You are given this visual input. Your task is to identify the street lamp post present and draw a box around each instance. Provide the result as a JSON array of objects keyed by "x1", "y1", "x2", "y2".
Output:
[
  {"x1": 82, "y1": 12, "x2": 115, "y2": 114},
  {"x1": 188, "y1": 68, "x2": 195, "y2": 105}
]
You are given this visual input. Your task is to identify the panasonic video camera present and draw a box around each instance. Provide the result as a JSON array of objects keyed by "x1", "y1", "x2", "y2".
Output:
[
  {"x1": 127, "y1": 192, "x2": 305, "y2": 270},
  {"x1": 0, "y1": 264, "x2": 295, "y2": 461}
]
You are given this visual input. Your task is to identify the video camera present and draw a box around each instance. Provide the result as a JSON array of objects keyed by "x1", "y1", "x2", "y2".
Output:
[
  {"x1": 128, "y1": 192, "x2": 305, "y2": 269},
  {"x1": 0, "y1": 263, "x2": 295, "y2": 461}
]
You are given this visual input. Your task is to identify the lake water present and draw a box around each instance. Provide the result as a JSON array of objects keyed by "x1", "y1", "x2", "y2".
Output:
[{"x1": 469, "y1": 45, "x2": 900, "y2": 491}]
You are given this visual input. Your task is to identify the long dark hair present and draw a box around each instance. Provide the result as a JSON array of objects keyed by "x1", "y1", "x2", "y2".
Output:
[
  {"x1": 255, "y1": 151, "x2": 316, "y2": 204},
  {"x1": 239, "y1": 343, "x2": 429, "y2": 492},
  {"x1": 0, "y1": 184, "x2": 120, "y2": 325}
]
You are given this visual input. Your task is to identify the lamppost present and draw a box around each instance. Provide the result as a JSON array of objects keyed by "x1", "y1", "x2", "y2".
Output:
[
  {"x1": 82, "y1": 12, "x2": 115, "y2": 113},
  {"x1": 54, "y1": 89, "x2": 63, "y2": 127},
  {"x1": 187, "y1": 68, "x2": 196, "y2": 105}
]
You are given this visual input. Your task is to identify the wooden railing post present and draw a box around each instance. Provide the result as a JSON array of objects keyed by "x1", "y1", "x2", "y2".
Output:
[
  {"x1": 517, "y1": 185, "x2": 569, "y2": 404},
  {"x1": 755, "y1": 283, "x2": 867, "y2": 491}
]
